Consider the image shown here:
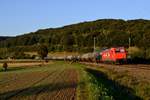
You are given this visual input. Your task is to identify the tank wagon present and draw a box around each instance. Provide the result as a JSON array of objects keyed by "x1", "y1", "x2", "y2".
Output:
[{"x1": 80, "y1": 53, "x2": 96, "y2": 62}]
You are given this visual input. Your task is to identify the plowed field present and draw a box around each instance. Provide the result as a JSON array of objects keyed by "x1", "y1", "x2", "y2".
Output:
[
  {"x1": 1, "y1": 61, "x2": 149, "y2": 100},
  {"x1": 0, "y1": 62, "x2": 78, "y2": 100}
]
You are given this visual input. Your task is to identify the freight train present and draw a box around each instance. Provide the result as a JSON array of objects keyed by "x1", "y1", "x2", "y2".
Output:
[
  {"x1": 78, "y1": 47, "x2": 127, "y2": 64},
  {"x1": 47, "y1": 47, "x2": 127, "y2": 64}
]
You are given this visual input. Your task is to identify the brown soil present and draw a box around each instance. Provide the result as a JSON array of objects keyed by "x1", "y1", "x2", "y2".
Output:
[
  {"x1": 0, "y1": 62, "x2": 52, "y2": 68},
  {"x1": 40, "y1": 69, "x2": 77, "y2": 100},
  {"x1": 0, "y1": 65, "x2": 78, "y2": 100}
]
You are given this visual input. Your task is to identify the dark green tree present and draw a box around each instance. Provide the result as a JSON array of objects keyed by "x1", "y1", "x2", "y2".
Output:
[
  {"x1": 37, "y1": 44, "x2": 48, "y2": 59},
  {"x1": 0, "y1": 19, "x2": 150, "y2": 57},
  {"x1": 61, "y1": 33, "x2": 74, "y2": 51}
]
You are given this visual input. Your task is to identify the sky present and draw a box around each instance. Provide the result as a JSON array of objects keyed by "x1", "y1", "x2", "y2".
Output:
[{"x1": 0, "y1": 0, "x2": 149, "y2": 36}]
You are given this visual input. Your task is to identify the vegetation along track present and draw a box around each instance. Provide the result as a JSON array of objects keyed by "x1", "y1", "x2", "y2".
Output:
[
  {"x1": 81, "y1": 62, "x2": 150, "y2": 100},
  {"x1": 81, "y1": 62, "x2": 150, "y2": 80}
]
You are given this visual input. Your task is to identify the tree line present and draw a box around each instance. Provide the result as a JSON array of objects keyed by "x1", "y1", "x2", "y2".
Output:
[{"x1": 0, "y1": 19, "x2": 150, "y2": 59}]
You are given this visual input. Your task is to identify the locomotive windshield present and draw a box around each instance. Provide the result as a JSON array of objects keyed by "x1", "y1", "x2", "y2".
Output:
[{"x1": 115, "y1": 48, "x2": 125, "y2": 53}]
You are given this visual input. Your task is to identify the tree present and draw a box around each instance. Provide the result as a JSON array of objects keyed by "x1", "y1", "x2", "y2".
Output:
[
  {"x1": 1, "y1": 19, "x2": 150, "y2": 54},
  {"x1": 61, "y1": 33, "x2": 74, "y2": 51},
  {"x1": 3, "y1": 62, "x2": 8, "y2": 71},
  {"x1": 28, "y1": 35, "x2": 38, "y2": 45},
  {"x1": 37, "y1": 44, "x2": 48, "y2": 59},
  {"x1": 139, "y1": 32, "x2": 150, "y2": 58}
]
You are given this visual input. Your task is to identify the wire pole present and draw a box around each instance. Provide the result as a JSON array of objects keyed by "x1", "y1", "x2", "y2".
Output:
[
  {"x1": 63, "y1": 46, "x2": 65, "y2": 61},
  {"x1": 128, "y1": 30, "x2": 131, "y2": 48},
  {"x1": 5, "y1": 41, "x2": 7, "y2": 59},
  {"x1": 129, "y1": 37, "x2": 131, "y2": 48},
  {"x1": 128, "y1": 31, "x2": 131, "y2": 59},
  {"x1": 94, "y1": 37, "x2": 96, "y2": 53}
]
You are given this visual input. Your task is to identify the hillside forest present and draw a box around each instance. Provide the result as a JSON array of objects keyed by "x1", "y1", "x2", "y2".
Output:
[{"x1": 0, "y1": 19, "x2": 150, "y2": 60}]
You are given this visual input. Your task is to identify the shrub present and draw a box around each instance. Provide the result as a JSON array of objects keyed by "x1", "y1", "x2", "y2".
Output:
[
  {"x1": 128, "y1": 47, "x2": 144, "y2": 59},
  {"x1": 3, "y1": 62, "x2": 8, "y2": 71},
  {"x1": 146, "y1": 48, "x2": 150, "y2": 59}
]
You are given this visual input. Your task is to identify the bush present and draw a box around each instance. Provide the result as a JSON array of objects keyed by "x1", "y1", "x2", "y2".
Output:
[
  {"x1": 128, "y1": 47, "x2": 144, "y2": 59},
  {"x1": 3, "y1": 62, "x2": 8, "y2": 71},
  {"x1": 127, "y1": 47, "x2": 150, "y2": 64},
  {"x1": 37, "y1": 44, "x2": 48, "y2": 59},
  {"x1": 79, "y1": 47, "x2": 93, "y2": 53},
  {"x1": 146, "y1": 48, "x2": 150, "y2": 59}
]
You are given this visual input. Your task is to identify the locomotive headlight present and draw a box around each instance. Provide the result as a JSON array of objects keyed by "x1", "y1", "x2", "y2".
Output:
[{"x1": 120, "y1": 49, "x2": 125, "y2": 52}]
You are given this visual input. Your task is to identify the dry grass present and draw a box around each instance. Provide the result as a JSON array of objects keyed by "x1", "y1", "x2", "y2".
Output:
[
  {"x1": 0, "y1": 62, "x2": 52, "y2": 68},
  {"x1": 24, "y1": 52, "x2": 37, "y2": 56},
  {"x1": 48, "y1": 52, "x2": 79, "y2": 57},
  {"x1": 25, "y1": 52, "x2": 79, "y2": 57},
  {"x1": 82, "y1": 63, "x2": 150, "y2": 100}
]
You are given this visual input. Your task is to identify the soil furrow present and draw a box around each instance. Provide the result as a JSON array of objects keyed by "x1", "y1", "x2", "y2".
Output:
[
  {"x1": 1, "y1": 70, "x2": 57, "y2": 99},
  {"x1": 36, "y1": 69, "x2": 67, "y2": 99},
  {"x1": 34, "y1": 69, "x2": 66, "y2": 99},
  {"x1": 50, "y1": 69, "x2": 77, "y2": 100},
  {"x1": 0, "y1": 62, "x2": 78, "y2": 100}
]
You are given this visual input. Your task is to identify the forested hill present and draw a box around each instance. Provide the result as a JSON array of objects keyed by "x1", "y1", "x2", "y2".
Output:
[
  {"x1": 0, "y1": 36, "x2": 12, "y2": 42},
  {"x1": 0, "y1": 19, "x2": 150, "y2": 52}
]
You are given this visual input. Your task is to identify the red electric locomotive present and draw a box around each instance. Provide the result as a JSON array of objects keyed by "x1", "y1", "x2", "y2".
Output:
[{"x1": 100, "y1": 47, "x2": 127, "y2": 64}]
